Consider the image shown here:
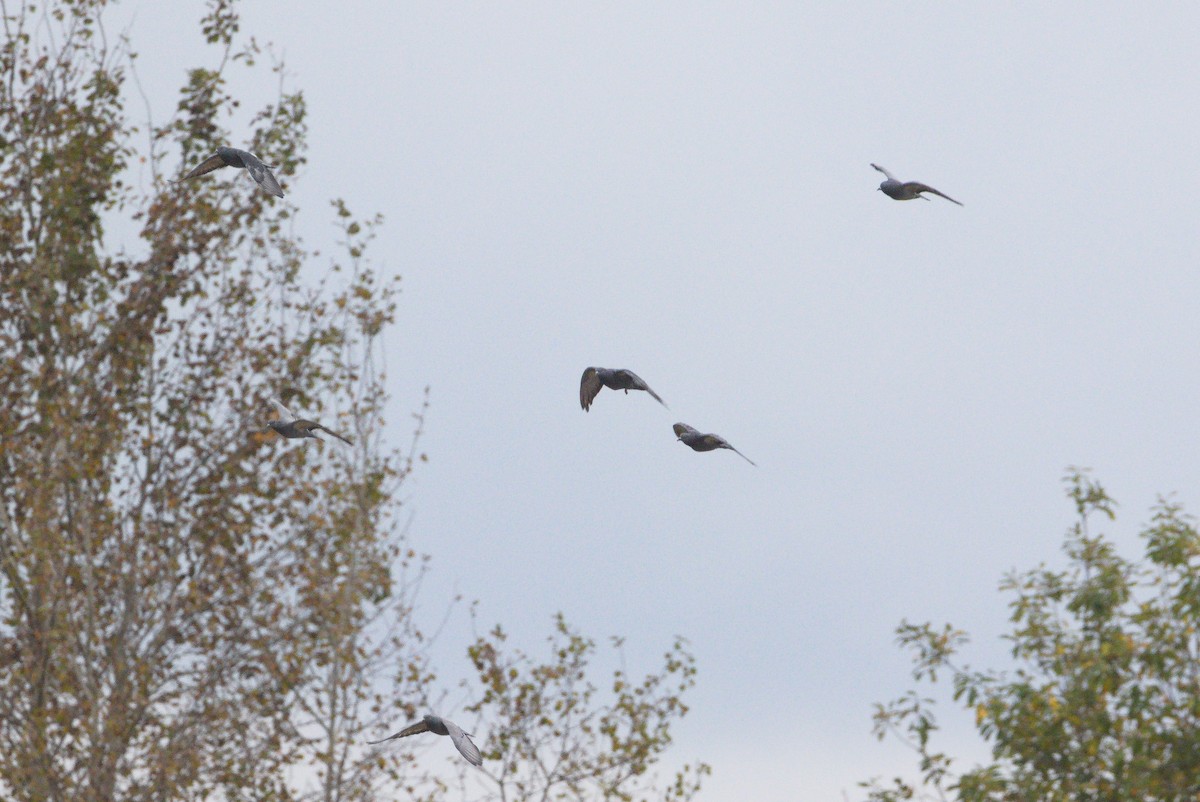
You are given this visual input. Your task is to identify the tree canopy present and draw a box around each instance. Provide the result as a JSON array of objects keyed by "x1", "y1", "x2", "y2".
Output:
[{"x1": 863, "y1": 469, "x2": 1200, "y2": 801}]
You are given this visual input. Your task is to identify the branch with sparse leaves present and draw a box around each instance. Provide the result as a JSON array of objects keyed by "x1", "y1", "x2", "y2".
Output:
[{"x1": 456, "y1": 614, "x2": 708, "y2": 802}]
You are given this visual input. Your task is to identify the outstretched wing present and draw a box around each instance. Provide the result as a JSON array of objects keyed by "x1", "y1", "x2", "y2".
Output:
[
  {"x1": 870, "y1": 163, "x2": 897, "y2": 181},
  {"x1": 271, "y1": 398, "x2": 295, "y2": 421},
  {"x1": 313, "y1": 424, "x2": 353, "y2": 446},
  {"x1": 180, "y1": 153, "x2": 229, "y2": 181},
  {"x1": 616, "y1": 370, "x2": 668, "y2": 409},
  {"x1": 247, "y1": 162, "x2": 284, "y2": 198},
  {"x1": 672, "y1": 422, "x2": 700, "y2": 438},
  {"x1": 270, "y1": 398, "x2": 295, "y2": 421},
  {"x1": 444, "y1": 719, "x2": 483, "y2": 766},
  {"x1": 907, "y1": 182, "x2": 963, "y2": 206},
  {"x1": 580, "y1": 367, "x2": 602, "y2": 411},
  {"x1": 366, "y1": 718, "x2": 429, "y2": 745},
  {"x1": 713, "y1": 436, "x2": 756, "y2": 466},
  {"x1": 726, "y1": 445, "x2": 757, "y2": 466}
]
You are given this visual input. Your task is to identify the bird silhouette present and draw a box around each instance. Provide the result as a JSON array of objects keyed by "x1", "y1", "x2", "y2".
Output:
[
  {"x1": 267, "y1": 399, "x2": 352, "y2": 445},
  {"x1": 673, "y1": 422, "x2": 755, "y2": 465},
  {"x1": 871, "y1": 164, "x2": 962, "y2": 206},
  {"x1": 367, "y1": 715, "x2": 482, "y2": 766},
  {"x1": 180, "y1": 146, "x2": 284, "y2": 198},
  {"x1": 580, "y1": 367, "x2": 667, "y2": 412}
]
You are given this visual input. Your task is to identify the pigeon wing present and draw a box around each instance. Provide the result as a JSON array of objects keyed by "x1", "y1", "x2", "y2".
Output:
[
  {"x1": 616, "y1": 370, "x2": 668, "y2": 408},
  {"x1": 366, "y1": 718, "x2": 430, "y2": 745},
  {"x1": 712, "y1": 436, "x2": 756, "y2": 466},
  {"x1": 727, "y1": 445, "x2": 757, "y2": 466},
  {"x1": 870, "y1": 163, "x2": 897, "y2": 181},
  {"x1": 294, "y1": 420, "x2": 322, "y2": 438},
  {"x1": 248, "y1": 162, "x2": 284, "y2": 198},
  {"x1": 444, "y1": 719, "x2": 483, "y2": 766},
  {"x1": 271, "y1": 398, "x2": 295, "y2": 421},
  {"x1": 580, "y1": 367, "x2": 602, "y2": 411},
  {"x1": 908, "y1": 182, "x2": 963, "y2": 206},
  {"x1": 672, "y1": 422, "x2": 700, "y2": 438},
  {"x1": 313, "y1": 424, "x2": 353, "y2": 446},
  {"x1": 180, "y1": 154, "x2": 229, "y2": 181}
]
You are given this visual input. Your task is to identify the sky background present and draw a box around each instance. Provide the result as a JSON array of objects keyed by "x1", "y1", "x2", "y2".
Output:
[{"x1": 114, "y1": 3, "x2": 1200, "y2": 799}]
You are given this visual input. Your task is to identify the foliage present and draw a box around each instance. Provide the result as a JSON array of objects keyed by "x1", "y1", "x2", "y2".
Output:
[
  {"x1": 464, "y1": 615, "x2": 709, "y2": 802},
  {"x1": 0, "y1": 2, "x2": 705, "y2": 802},
  {"x1": 862, "y1": 469, "x2": 1200, "y2": 801},
  {"x1": 0, "y1": 0, "x2": 430, "y2": 799}
]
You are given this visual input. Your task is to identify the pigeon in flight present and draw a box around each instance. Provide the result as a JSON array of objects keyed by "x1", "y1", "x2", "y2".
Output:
[
  {"x1": 673, "y1": 422, "x2": 755, "y2": 465},
  {"x1": 180, "y1": 146, "x2": 284, "y2": 198},
  {"x1": 871, "y1": 164, "x2": 962, "y2": 206},
  {"x1": 367, "y1": 715, "x2": 482, "y2": 766},
  {"x1": 267, "y1": 399, "x2": 353, "y2": 445},
  {"x1": 580, "y1": 367, "x2": 667, "y2": 412}
]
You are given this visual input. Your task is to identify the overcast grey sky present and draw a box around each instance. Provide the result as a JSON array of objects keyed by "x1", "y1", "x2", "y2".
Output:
[{"x1": 120, "y1": 3, "x2": 1200, "y2": 799}]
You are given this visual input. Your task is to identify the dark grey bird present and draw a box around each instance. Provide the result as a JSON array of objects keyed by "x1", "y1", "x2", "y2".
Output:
[
  {"x1": 267, "y1": 399, "x2": 352, "y2": 446},
  {"x1": 580, "y1": 367, "x2": 667, "y2": 412},
  {"x1": 367, "y1": 715, "x2": 482, "y2": 766},
  {"x1": 673, "y1": 422, "x2": 755, "y2": 465},
  {"x1": 180, "y1": 146, "x2": 284, "y2": 197},
  {"x1": 871, "y1": 164, "x2": 962, "y2": 206}
]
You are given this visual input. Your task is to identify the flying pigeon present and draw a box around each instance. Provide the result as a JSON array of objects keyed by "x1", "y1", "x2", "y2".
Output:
[
  {"x1": 267, "y1": 399, "x2": 352, "y2": 445},
  {"x1": 180, "y1": 146, "x2": 284, "y2": 198},
  {"x1": 367, "y1": 715, "x2": 482, "y2": 766},
  {"x1": 673, "y1": 422, "x2": 755, "y2": 465},
  {"x1": 871, "y1": 164, "x2": 962, "y2": 206},
  {"x1": 580, "y1": 367, "x2": 667, "y2": 412}
]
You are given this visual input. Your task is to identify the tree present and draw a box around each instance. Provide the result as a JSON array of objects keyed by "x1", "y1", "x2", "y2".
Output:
[
  {"x1": 862, "y1": 469, "x2": 1200, "y2": 801},
  {"x1": 463, "y1": 615, "x2": 709, "y2": 802},
  {"x1": 0, "y1": 2, "x2": 704, "y2": 800},
  {"x1": 0, "y1": 0, "x2": 435, "y2": 799}
]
